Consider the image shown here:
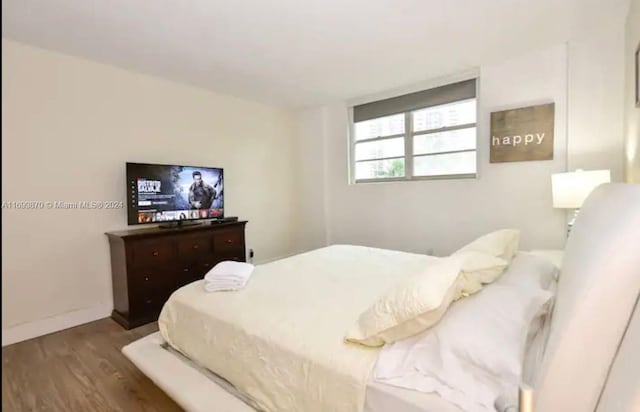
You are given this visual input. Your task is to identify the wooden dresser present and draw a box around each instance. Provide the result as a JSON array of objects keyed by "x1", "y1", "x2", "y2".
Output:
[{"x1": 106, "y1": 221, "x2": 247, "y2": 329}]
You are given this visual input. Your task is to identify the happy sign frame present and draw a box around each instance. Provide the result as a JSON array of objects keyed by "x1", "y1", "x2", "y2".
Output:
[{"x1": 490, "y1": 103, "x2": 555, "y2": 163}]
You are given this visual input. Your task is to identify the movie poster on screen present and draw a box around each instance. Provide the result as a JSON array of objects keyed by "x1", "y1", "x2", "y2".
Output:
[{"x1": 127, "y1": 163, "x2": 224, "y2": 225}]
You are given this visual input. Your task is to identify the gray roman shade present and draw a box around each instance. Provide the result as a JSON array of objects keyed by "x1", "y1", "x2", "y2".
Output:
[{"x1": 353, "y1": 78, "x2": 477, "y2": 122}]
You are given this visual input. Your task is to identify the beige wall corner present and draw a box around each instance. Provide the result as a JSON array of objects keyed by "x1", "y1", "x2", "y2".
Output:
[{"x1": 1, "y1": 39, "x2": 297, "y2": 333}]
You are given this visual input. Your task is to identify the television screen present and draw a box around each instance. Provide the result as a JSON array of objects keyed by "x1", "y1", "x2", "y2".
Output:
[{"x1": 126, "y1": 162, "x2": 224, "y2": 225}]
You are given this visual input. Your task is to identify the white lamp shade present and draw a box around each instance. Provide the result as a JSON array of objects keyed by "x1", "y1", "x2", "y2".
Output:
[{"x1": 551, "y1": 169, "x2": 611, "y2": 208}]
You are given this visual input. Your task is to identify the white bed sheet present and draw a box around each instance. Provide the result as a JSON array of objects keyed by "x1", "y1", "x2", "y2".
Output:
[
  {"x1": 364, "y1": 381, "x2": 462, "y2": 412},
  {"x1": 158, "y1": 244, "x2": 440, "y2": 412}
]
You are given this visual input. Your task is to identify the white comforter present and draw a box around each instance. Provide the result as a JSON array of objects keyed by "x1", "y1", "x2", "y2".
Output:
[{"x1": 158, "y1": 245, "x2": 439, "y2": 412}]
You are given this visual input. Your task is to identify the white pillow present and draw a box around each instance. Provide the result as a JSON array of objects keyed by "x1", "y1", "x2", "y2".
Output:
[
  {"x1": 345, "y1": 252, "x2": 509, "y2": 347},
  {"x1": 502, "y1": 253, "x2": 558, "y2": 385},
  {"x1": 454, "y1": 229, "x2": 521, "y2": 262},
  {"x1": 500, "y1": 252, "x2": 558, "y2": 291},
  {"x1": 374, "y1": 259, "x2": 552, "y2": 411},
  {"x1": 452, "y1": 251, "x2": 509, "y2": 296},
  {"x1": 345, "y1": 258, "x2": 463, "y2": 347}
]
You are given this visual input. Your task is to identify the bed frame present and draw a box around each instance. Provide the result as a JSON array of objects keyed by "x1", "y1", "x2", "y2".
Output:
[{"x1": 123, "y1": 332, "x2": 255, "y2": 412}]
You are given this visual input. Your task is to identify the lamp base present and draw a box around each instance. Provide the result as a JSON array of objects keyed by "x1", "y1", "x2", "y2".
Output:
[{"x1": 567, "y1": 209, "x2": 580, "y2": 237}]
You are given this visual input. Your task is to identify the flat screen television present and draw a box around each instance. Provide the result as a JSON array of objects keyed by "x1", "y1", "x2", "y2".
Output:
[{"x1": 126, "y1": 162, "x2": 224, "y2": 226}]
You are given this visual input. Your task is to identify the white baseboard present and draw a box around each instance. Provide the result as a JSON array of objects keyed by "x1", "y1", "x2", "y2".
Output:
[{"x1": 2, "y1": 304, "x2": 112, "y2": 347}]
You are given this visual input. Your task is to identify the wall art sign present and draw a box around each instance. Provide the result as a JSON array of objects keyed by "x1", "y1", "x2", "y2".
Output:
[{"x1": 490, "y1": 102, "x2": 554, "y2": 163}]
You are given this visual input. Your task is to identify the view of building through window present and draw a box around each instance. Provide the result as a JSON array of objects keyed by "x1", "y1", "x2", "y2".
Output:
[{"x1": 353, "y1": 98, "x2": 477, "y2": 181}]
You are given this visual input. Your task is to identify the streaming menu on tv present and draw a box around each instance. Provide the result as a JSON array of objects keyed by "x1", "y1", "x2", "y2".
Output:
[{"x1": 126, "y1": 163, "x2": 223, "y2": 225}]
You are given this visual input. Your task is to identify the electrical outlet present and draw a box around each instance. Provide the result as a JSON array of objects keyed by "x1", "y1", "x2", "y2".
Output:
[{"x1": 249, "y1": 249, "x2": 255, "y2": 263}]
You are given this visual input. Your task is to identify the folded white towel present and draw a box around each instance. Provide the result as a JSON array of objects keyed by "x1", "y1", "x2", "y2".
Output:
[
  {"x1": 204, "y1": 279, "x2": 249, "y2": 292},
  {"x1": 207, "y1": 274, "x2": 247, "y2": 283},
  {"x1": 203, "y1": 260, "x2": 255, "y2": 292},
  {"x1": 205, "y1": 278, "x2": 247, "y2": 287},
  {"x1": 204, "y1": 260, "x2": 254, "y2": 281},
  {"x1": 206, "y1": 277, "x2": 246, "y2": 285}
]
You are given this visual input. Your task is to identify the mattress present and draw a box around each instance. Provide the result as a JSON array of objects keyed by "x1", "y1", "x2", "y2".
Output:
[{"x1": 158, "y1": 244, "x2": 441, "y2": 412}]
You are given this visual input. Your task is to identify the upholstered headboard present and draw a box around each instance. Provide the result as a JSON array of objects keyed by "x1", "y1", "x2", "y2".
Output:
[
  {"x1": 535, "y1": 183, "x2": 640, "y2": 411},
  {"x1": 596, "y1": 297, "x2": 640, "y2": 412}
]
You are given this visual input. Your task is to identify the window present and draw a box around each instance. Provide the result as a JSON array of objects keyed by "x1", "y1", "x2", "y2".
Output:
[{"x1": 351, "y1": 79, "x2": 477, "y2": 182}]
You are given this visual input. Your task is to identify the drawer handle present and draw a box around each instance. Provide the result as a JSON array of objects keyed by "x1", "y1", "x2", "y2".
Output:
[
  {"x1": 183, "y1": 268, "x2": 190, "y2": 272},
  {"x1": 225, "y1": 239, "x2": 233, "y2": 244},
  {"x1": 152, "y1": 251, "x2": 159, "y2": 256},
  {"x1": 144, "y1": 276, "x2": 150, "y2": 281},
  {"x1": 203, "y1": 263, "x2": 211, "y2": 268},
  {"x1": 145, "y1": 298, "x2": 153, "y2": 304},
  {"x1": 193, "y1": 244, "x2": 199, "y2": 249}
]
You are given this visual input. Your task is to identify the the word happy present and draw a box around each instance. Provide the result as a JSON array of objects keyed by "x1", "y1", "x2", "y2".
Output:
[{"x1": 491, "y1": 133, "x2": 546, "y2": 147}]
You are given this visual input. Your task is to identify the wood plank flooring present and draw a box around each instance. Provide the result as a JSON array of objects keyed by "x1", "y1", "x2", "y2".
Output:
[{"x1": 2, "y1": 318, "x2": 182, "y2": 412}]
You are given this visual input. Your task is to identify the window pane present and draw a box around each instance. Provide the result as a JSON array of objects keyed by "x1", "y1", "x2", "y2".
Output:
[
  {"x1": 413, "y1": 151, "x2": 476, "y2": 177},
  {"x1": 354, "y1": 113, "x2": 405, "y2": 141},
  {"x1": 413, "y1": 127, "x2": 476, "y2": 155},
  {"x1": 355, "y1": 158, "x2": 405, "y2": 180},
  {"x1": 355, "y1": 137, "x2": 404, "y2": 161},
  {"x1": 412, "y1": 99, "x2": 476, "y2": 132}
]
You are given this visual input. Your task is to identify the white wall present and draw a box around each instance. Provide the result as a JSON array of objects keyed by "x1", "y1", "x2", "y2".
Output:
[
  {"x1": 295, "y1": 24, "x2": 628, "y2": 255},
  {"x1": 297, "y1": 45, "x2": 570, "y2": 255},
  {"x1": 625, "y1": 0, "x2": 640, "y2": 182},
  {"x1": 567, "y1": 16, "x2": 626, "y2": 180},
  {"x1": 1, "y1": 40, "x2": 297, "y2": 341},
  {"x1": 336, "y1": 45, "x2": 570, "y2": 254},
  {"x1": 293, "y1": 108, "x2": 329, "y2": 251}
]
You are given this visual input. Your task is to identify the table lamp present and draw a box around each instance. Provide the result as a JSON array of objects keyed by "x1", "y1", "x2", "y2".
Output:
[{"x1": 551, "y1": 169, "x2": 611, "y2": 235}]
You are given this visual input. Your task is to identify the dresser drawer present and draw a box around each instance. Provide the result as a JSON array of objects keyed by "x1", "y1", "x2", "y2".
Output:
[
  {"x1": 213, "y1": 230, "x2": 243, "y2": 252},
  {"x1": 130, "y1": 268, "x2": 172, "y2": 290},
  {"x1": 177, "y1": 235, "x2": 212, "y2": 260},
  {"x1": 199, "y1": 259, "x2": 216, "y2": 274},
  {"x1": 130, "y1": 291, "x2": 166, "y2": 318},
  {"x1": 130, "y1": 239, "x2": 174, "y2": 267},
  {"x1": 216, "y1": 251, "x2": 245, "y2": 262},
  {"x1": 129, "y1": 278, "x2": 171, "y2": 317},
  {"x1": 175, "y1": 263, "x2": 207, "y2": 288},
  {"x1": 175, "y1": 257, "x2": 225, "y2": 283},
  {"x1": 176, "y1": 264, "x2": 201, "y2": 279}
]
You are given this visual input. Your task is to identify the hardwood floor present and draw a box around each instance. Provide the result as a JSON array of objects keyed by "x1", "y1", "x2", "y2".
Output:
[{"x1": 2, "y1": 318, "x2": 182, "y2": 412}]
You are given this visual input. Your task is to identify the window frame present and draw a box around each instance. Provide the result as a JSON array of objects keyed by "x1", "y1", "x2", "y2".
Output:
[{"x1": 350, "y1": 89, "x2": 479, "y2": 184}]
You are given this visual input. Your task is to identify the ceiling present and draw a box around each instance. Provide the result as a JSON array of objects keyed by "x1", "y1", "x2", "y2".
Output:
[{"x1": 2, "y1": 0, "x2": 630, "y2": 108}]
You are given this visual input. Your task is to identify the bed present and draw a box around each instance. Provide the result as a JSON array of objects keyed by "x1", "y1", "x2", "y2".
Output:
[
  {"x1": 157, "y1": 245, "x2": 455, "y2": 412},
  {"x1": 123, "y1": 183, "x2": 640, "y2": 412}
]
